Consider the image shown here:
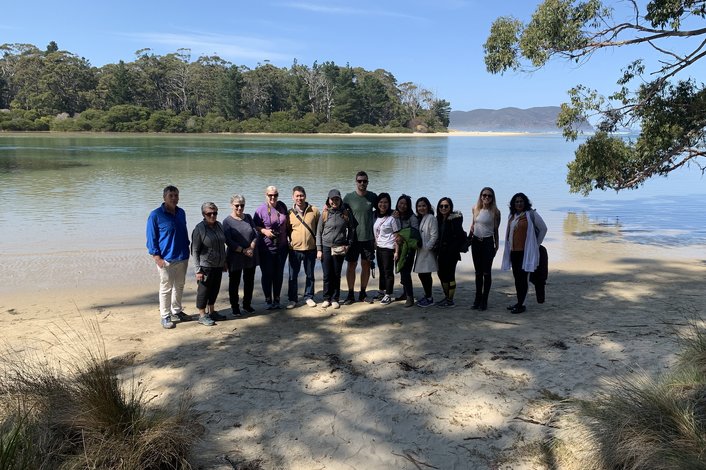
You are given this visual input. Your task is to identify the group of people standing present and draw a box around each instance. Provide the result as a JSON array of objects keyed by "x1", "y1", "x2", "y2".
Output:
[{"x1": 145, "y1": 173, "x2": 547, "y2": 329}]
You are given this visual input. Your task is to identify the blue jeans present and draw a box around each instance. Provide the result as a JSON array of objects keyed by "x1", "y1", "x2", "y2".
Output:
[{"x1": 288, "y1": 249, "x2": 316, "y2": 302}]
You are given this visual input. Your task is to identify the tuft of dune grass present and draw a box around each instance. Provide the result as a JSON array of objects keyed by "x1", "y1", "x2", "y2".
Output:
[
  {"x1": 0, "y1": 318, "x2": 200, "y2": 469},
  {"x1": 550, "y1": 318, "x2": 706, "y2": 470}
]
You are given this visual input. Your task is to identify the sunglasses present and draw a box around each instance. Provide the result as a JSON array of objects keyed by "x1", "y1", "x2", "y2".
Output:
[
  {"x1": 204, "y1": 212, "x2": 218, "y2": 217},
  {"x1": 356, "y1": 179, "x2": 368, "y2": 184},
  {"x1": 267, "y1": 193, "x2": 279, "y2": 198},
  {"x1": 233, "y1": 204, "x2": 244, "y2": 208},
  {"x1": 481, "y1": 193, "x2": 493, "y2": 198},
  {"x1": 439, "y1": 204, "x2": 450, "y2": 209}
]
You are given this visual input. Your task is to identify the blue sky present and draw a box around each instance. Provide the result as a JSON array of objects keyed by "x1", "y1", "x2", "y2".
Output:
[{"x1": 4, "y1": 1, "x2": 702, "y2": 111}]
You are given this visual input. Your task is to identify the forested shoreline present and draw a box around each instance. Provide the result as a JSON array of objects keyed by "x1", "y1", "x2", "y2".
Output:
[{"x1": 0, "y1": 42, "x2": 450, "y2": 134}]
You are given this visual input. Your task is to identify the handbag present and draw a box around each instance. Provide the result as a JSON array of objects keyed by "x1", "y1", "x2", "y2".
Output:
[{"x1": 331, "y1": 245, "x2": 347, "y2": 256}]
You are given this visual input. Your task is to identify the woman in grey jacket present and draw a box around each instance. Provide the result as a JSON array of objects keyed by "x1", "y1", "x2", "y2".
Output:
[
  {"x1": 316, "y1": 189, "x2": 357, "y2": 309},
  {"x1": 191, "y1": 202, "x2": 227, "y2": 326}
]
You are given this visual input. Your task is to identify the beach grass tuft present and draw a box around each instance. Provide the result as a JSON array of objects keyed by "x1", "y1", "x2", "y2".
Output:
[
  {"x1": 551, "y1": 319, "x2": 706, "y2": 469},
  {"x1": 0, "y1": 319, "x2": 200, "y2": 469}
]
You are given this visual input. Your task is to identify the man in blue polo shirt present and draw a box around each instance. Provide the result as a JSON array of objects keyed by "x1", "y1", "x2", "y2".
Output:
[{"x1": 146, "y1": 185, "x2": 192, "y2": 329}]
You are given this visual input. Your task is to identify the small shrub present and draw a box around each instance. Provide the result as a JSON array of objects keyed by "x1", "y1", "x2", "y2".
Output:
[{"x1": 0, "y1": 320, "x2": 200, "y2": 469}]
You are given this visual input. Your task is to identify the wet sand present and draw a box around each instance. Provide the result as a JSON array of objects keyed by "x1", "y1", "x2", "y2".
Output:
[{"x1": 2, "y1": 232, "x2": 705, "y2": 469}]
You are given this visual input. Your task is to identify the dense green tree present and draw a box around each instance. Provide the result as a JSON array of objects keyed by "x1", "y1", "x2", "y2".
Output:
[
  {"x1": 219, "y1": 64, "x2": 246, "y2": 120},
  {"x1": 45, "y1": 41, "x2": 58, "y2": 54},
  {"x1": 188, "y1": 55, "x2": 229, "y2": 117},
  {"x1": 484, "y1": 0, "x2": 706, "y2": 194},
  {"x1": 104, "y1": 60, "x2": 136, "y2": 107}
]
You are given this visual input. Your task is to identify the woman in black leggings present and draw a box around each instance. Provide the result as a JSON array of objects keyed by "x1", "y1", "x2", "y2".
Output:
[
  {"x1": 469, "y1": 187, "x2": 501, "y2": 311},
  {"x1": 435, "y1": 197, "x2": 466, "y2": 308}
]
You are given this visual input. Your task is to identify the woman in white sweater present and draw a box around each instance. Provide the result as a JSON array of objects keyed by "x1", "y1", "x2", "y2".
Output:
[{"x1": 413, "y1": 197, "x2": 438, "y2": 307}]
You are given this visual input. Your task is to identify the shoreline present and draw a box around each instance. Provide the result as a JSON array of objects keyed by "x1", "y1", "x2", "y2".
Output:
[{"x1": 1, "y1": 129, "x2": 550, "y2": 138}]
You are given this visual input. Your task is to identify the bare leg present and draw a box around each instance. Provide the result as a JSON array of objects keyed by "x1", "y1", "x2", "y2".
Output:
[
  {"x1": 360, "y1": 259, "x2": 371, "y2": 291},
  {"x1": 346, "y1": 260, "x2": 358, "y2": 292}
]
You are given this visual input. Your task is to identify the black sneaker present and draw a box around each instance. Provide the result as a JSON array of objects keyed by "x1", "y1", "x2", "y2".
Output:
[
  {"x1": 210, "y1": 311, "x2": 227, "y2": 321},
  {"x1": 358, "y1": 292, "x2": 373, "y2": 304},
  {"x1": 343, "y1": 294, "x2": 356, "y2": 305},
  {"x1": 231, "y1": 305, "x2": 242, "y2": 317},
  {"x1": 242, "y1": 305, "x2": 255, "y2": 314},
  {"x1": 171, "y1": 311, "x2": 192, "y2": 322}
]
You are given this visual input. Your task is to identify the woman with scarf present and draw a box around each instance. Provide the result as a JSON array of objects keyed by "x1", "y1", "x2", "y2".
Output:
[{"x1": 501, "y1": 192, "x2": 547, "y2": 314}]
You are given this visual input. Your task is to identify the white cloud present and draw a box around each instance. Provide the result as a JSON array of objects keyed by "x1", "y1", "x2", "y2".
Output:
[
  {"x1": 119, "y1": 31, "x2": 294, "y2": 62},
  {"x1": 281, "y1": 2, "x2": 424, "y2": 21}
]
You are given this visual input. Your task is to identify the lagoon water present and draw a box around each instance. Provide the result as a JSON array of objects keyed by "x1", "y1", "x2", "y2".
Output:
[{"x1": 1, "y1": 133, "x2": 704, "y2": 263}]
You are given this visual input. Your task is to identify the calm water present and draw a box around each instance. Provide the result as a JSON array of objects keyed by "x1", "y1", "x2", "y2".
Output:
[{"x1": 1, "y1": 133, "x2": 705, "y2": 259}]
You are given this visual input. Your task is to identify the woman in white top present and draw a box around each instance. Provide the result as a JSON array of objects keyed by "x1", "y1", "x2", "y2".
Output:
[
  {"x1": 413, "y1": 197, "x2": 438, "y2": 307},
  {"x1": 373, "y1": 192, "x2": 396, "y2": 305},
  {"x1": 469, "y1": 187, "x2": 501, "y2": 311}
]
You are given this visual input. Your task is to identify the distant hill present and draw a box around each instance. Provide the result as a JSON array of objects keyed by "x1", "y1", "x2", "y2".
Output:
[{"x1": 449, "y1": 106, "x2": 593, "y2": 132}]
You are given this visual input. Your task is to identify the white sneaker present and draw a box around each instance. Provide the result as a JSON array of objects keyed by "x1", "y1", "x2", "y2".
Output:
[
  {"x1": 286, "y1": 301, "x2": 296, "y2": 309},
  {"x1": 321, "y1": 300, "x2": 331, "y2": 308},
  {"x1": 305, "y1": 298, "x2": 317, "y2": 307},
  {"x1": 331, "y1": 301, "x2": 340, "y2": 309}
]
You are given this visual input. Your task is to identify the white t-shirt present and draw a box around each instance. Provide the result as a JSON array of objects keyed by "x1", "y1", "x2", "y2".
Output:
[{"x1": 374, "y1": 215, "x2": 396, "y2": 249}]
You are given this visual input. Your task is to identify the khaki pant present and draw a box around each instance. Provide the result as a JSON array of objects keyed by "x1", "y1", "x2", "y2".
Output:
[{"x1": 158, "y1": 259, "x2": 188, "y2": 318}]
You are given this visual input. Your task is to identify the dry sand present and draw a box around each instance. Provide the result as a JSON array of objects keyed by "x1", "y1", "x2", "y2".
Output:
[{"x1": 2, "y1": 230, "x2": 705, "y2": 469}]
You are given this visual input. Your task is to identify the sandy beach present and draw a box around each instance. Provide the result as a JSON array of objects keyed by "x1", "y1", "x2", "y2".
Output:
[{"x1": 2, "y1": 230, "x2": 705, "y2": 469}]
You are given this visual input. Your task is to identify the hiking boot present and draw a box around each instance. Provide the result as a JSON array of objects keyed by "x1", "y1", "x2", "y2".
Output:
[
  {"x1": 161, "y1": 316, "x2": 175, "y2": 329},
  {"x1": 171, "y1": 311, "x2": 192, "y2": 322}
]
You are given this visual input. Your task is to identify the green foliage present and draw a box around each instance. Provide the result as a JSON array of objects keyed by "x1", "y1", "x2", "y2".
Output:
[
  {"x1": 316, "y1": 119, "x2": 352, "y2": 134},
  {"x1": 484, "y1": 0, "x2": 706, "y2": 193},
  {"x1": 0, "y1": 43, "x2": 449, "y2": 134}
]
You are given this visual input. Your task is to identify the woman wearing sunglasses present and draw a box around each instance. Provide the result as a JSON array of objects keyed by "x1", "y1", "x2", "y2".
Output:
[
  {"x1": 435, "y1": 197, "x2": 466, "y2": 308},
  {"x1": 254, "y1": 185, "x2": 289, "y2": 310},
  {"x1": 469, "y1": 187, "x2": 501, "y2": 311},
  {"x1": 223, "y1": 194, "x2": 258, "y2": 317},
  {"x1": 191, "y1": 202, "x2": 227, "y2": 326}
]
